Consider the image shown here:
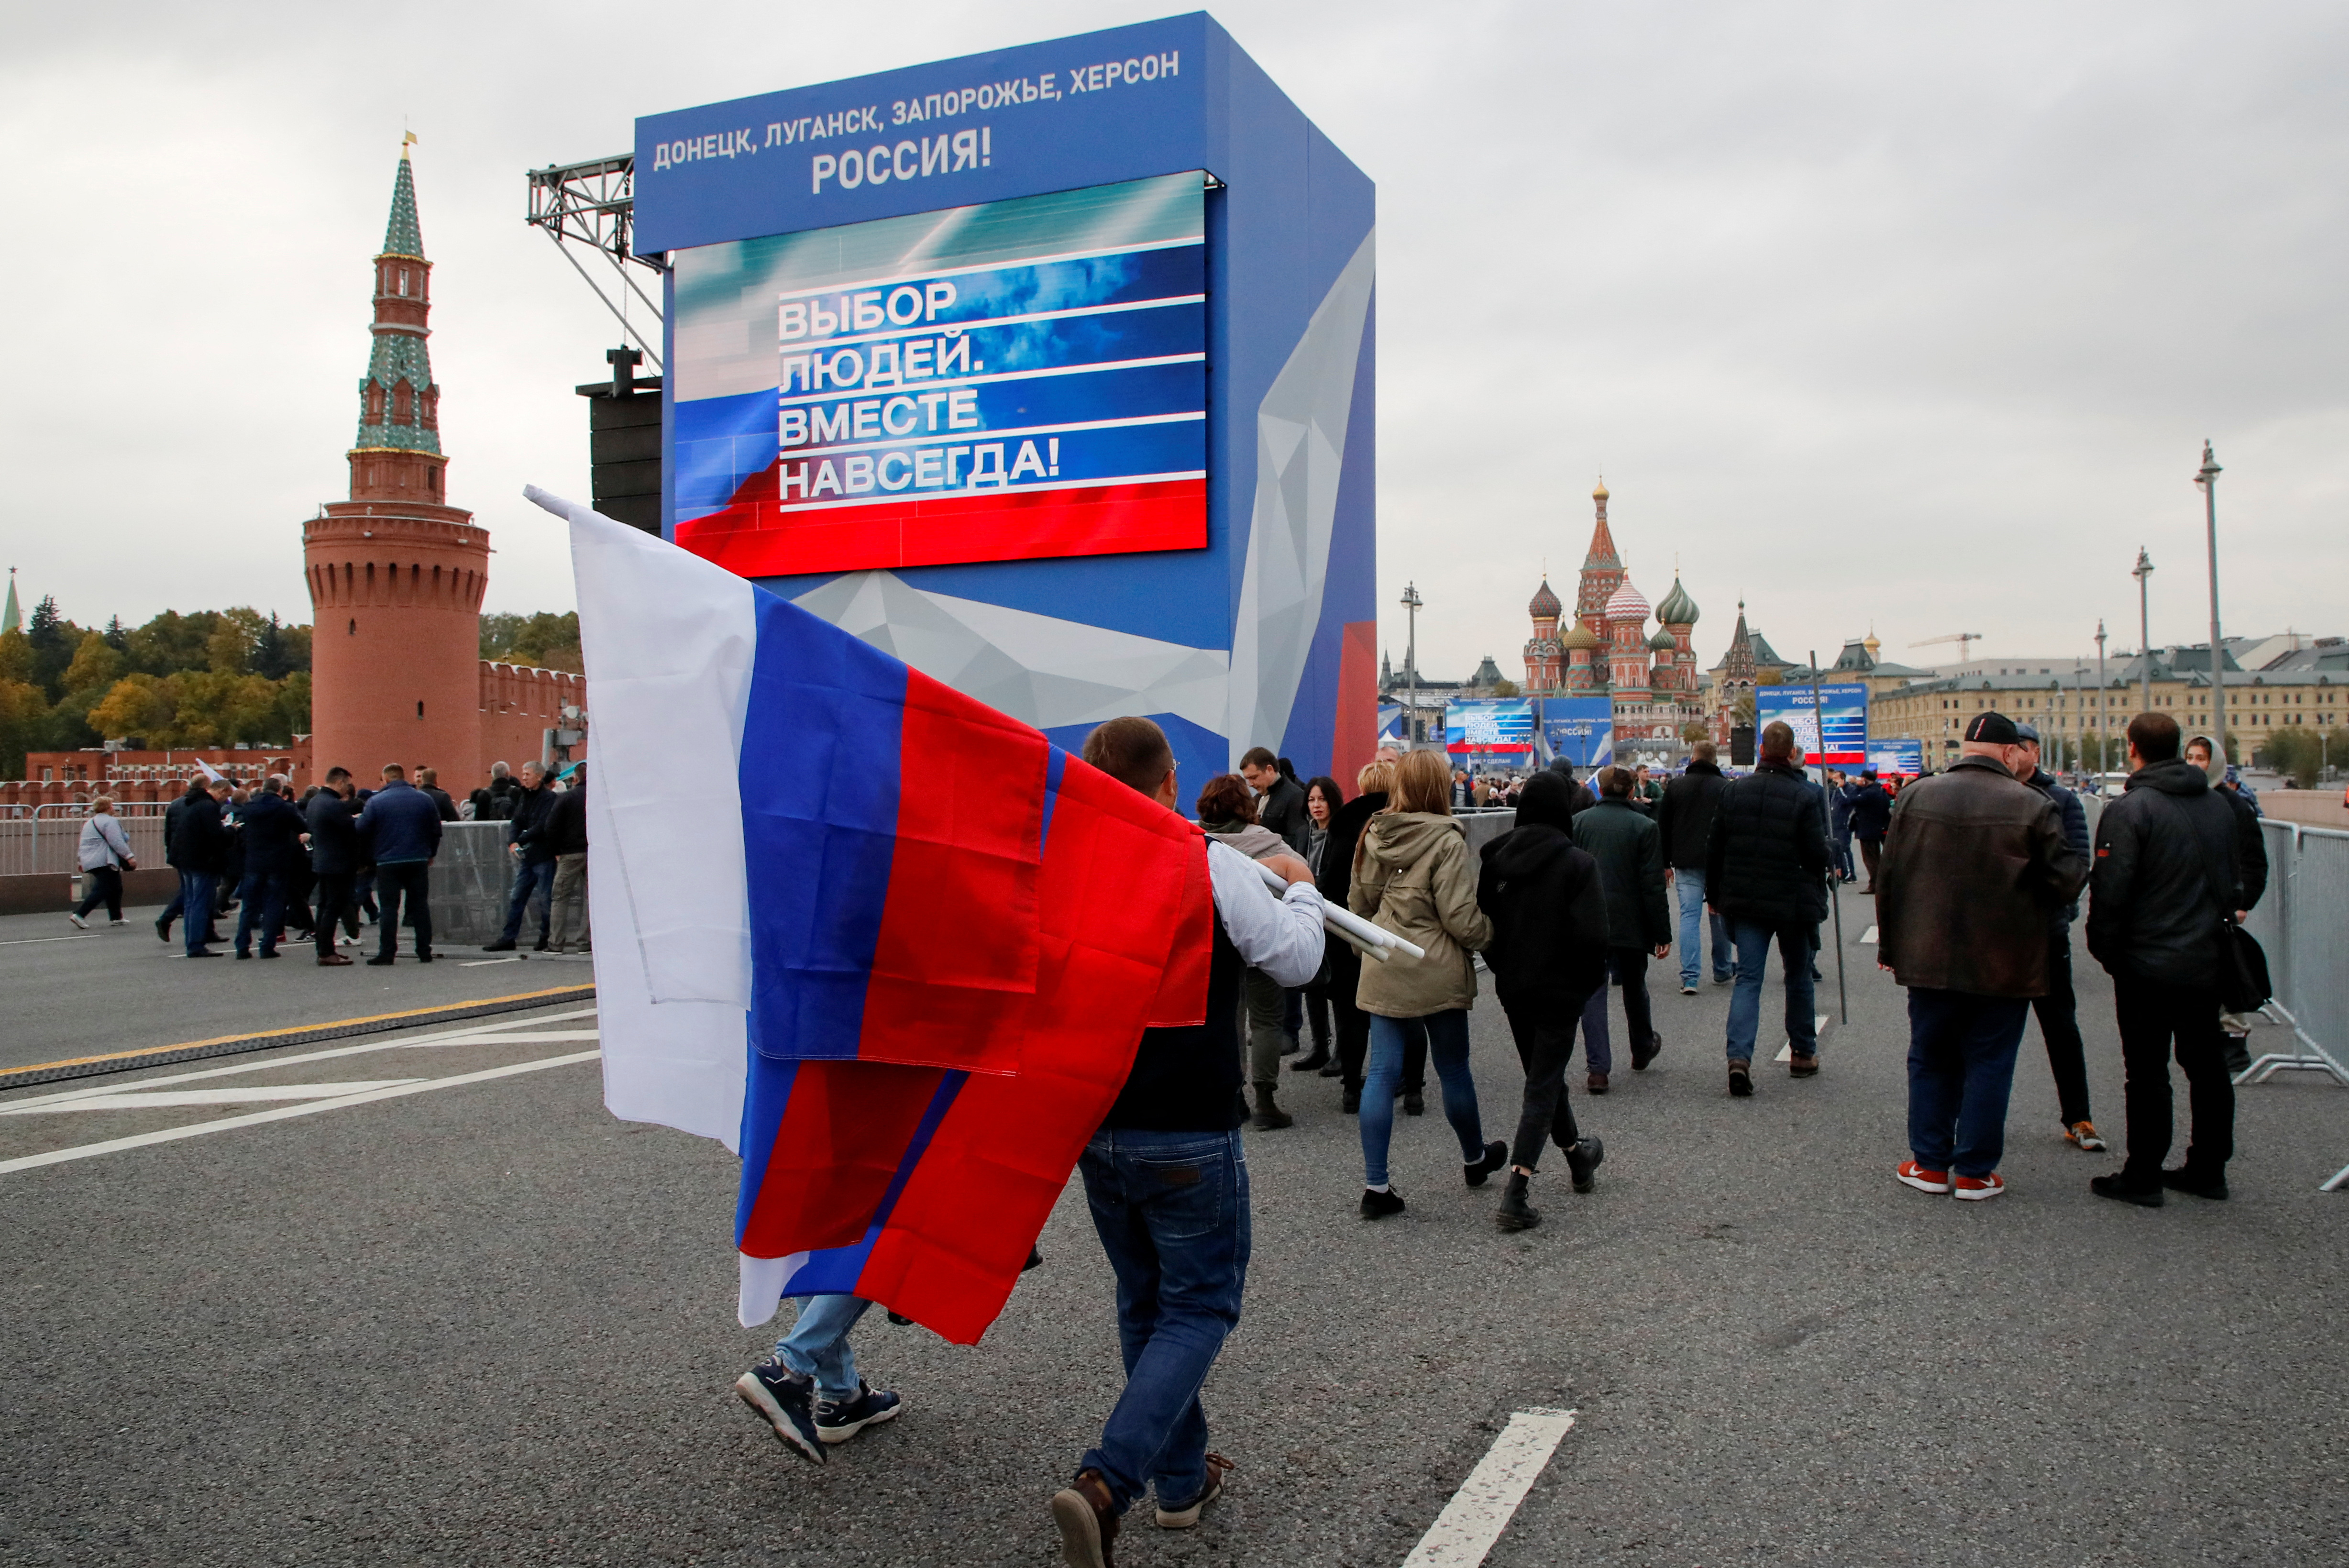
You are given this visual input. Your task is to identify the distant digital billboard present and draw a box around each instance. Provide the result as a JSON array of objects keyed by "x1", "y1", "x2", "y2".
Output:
[
  {"x1": 1866, "y1": 739, "x2": 1923, "y2": 776},
  {"x1": 1537, "y1": 696, "x2": 1614, "y2": 769},
  {"x1": 670, "y1": 173, "x2": 1206, "y2": 576},
  {"x1": 1446, "y1": 699, "x2": 1535, "y2": 758},
  {"x1": 1757, "y1": 683, "x2": 1869, "y2": 765}
]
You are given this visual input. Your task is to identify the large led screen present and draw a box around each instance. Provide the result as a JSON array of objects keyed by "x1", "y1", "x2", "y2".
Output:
[
  {"x1": 1756, "y1": 682, "x2": 1870, "y2": 764},
  {"x1": 669, "y1": 171, "x2": 1206, "y2": 576}
]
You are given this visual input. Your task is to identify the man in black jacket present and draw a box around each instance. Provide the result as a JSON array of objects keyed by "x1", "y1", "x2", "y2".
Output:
[
  {"x1": 1847, "y1": 767, "x2": 1893, "y2": 892},
  {"x1": 232, "y1": 775, "x2": 306, "y2": 960},
  {"x1": 306, "y1": 768, "x2": 361, "y2": 966},
  {"x1": 544, "y1": 769, "x2": 592, "y2": 954},
  {"x1": 1315, "y1": 763, "x2": 1389, "y2": 1112},
  {"x1": 1239, "y1": 747, "x2": 1309, "y2": 854},
  {"x1": 2015, "y1": 725, "x2": 2104, "y2": 1151},
  {"x1": 1704, "y1": 722, "x2": 1829, "y2": 1095},
  {"x1": 2086, "y1": 713, "x2": 2246, "y2": 1205},
  {"x1": 1478, "y1": 771, "x2": 1610, "y2": 1230},
  {"x1": 1571, "y1": 766, "x2": 1673, "y2": 1093},
  {"x1": 1657, "y1": 742, "x2": 1734, "y2": 993},
  {"x1": 156, "y1": 777, "x2": 221, "y2": 947},
  {"x1": 485, "y1": 761, "x2": 559, "y2": 951},
  {"x1": 167, "y1": 776, "x2": 234, "y2": 957}
]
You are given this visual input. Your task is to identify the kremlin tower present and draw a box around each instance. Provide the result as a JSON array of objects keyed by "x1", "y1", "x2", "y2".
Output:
[{"x1": 302, "y1": 142, "x2": 581, "y2": 785}]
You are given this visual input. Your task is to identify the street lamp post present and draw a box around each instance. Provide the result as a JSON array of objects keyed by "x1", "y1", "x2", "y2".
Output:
[
  {"x1": 2095, "y1": 618, "x2": 2108, "y2": 776},
  {"x1": 1401, "y1": 582, "x2": 1423, "y2": 750},
  {"x1": 2132, "y1": 547, "x2": 2155, "y2": 718},
  {"x1": 2196, "y1": 441, "x2": 2227, "y2": 770}
]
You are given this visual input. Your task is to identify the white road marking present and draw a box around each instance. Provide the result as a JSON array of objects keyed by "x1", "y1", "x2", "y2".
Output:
[
  {"x1": 1861, "y1": 925, "x2": 1879, "y2": 944},
  {"x1": 0, "y1": 1050, "x2": 602, "y2": 1176},
  {"x1": 0, "y1": 933, "x2": 100, "y2": 947},
  {"x1": 460, "y1": 957, "x2": 522, "y2": 967},
  {"x1": 2, "y1": 1081, "x2": 425, "y2": 1113},
  {"x1": 409, "y1": 1030, "x2": 599, "y2": 1048},
  {"x1": 1774, "y1": 1015, "x2": 1833, "y2": 1063},
  {"x1": 0, "y1": 1008, "x2": 599, "y2": 1114},
  {"x1": 1402, "y1": 1407, "x2": 1577, "y2": 1568}
]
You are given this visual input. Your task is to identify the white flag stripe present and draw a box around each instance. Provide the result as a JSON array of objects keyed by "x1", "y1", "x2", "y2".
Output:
[{"x1": 1402, "y1": 1408, "x2": 1577, "y2": 1568}]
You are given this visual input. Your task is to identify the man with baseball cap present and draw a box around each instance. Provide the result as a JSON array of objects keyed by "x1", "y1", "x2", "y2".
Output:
[
  {"x1": 1875, "y1": 713, "x2": 2089, "y2": 1199},
  {"x1": 2014, "y1": 723, "x2": 2103, "y2": 1152}
]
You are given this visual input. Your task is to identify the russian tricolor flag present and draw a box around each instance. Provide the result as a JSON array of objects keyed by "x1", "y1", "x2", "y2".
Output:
[{"x1": 533, "y1": 488, "x2": 1210, "y2": 1344}]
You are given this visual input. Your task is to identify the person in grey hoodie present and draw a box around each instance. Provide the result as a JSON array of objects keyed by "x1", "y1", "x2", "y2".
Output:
[{"x1": 1348, "y1": 749, "x2": 1506, "y2": 1219}]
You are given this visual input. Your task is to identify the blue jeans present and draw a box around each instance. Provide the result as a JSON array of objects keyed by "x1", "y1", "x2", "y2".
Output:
[
  {"x1": 774, "y1": 1293, "x2": 872, "y2": 1399},
  {"x1": 234, "y1": 868, "x2": 288, "y2": 957},
  {"x1": 1674, "y1": 869, "x2": 1733, "y2": 987},
  {"x1": 1360, "y1": 1010, "x2": 1488, "y2": 1187},
  {"x1": 1831, "y1": 826, "x2": 1855, "y2": 880},
  {"x1": 1077, "y1": 1127, "x2": 1250, "y2": 1515},
  {"x1": 1725, "y1": 919, "x2": 1816, "y2": 1061},
  {"x1": 1906, "y1": 988, "x2": 2030, "y2": 1177},
  {"x1": 178, "y1": 871, "x2": 218, "y2": 955},
  {"x1": 498, "y1": 857, "x2": 557, "y2": 943}
]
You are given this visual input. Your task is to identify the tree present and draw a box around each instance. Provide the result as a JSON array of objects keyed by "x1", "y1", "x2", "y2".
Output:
[
  {"x1": 63, "y1": 630, "x2": 124, "y2": 695},
  {"x1": 126, "y1": 610, "x2": 221, "y2": 676},
  {"x1": 1681, "y1": 719, "x2": 1710, "y2": 745},
  {"x1": 102, "y1": 615, "x2": 129, "y2": 653},
  {"x1": 0, "y1": 628, "x2": 30, "y2": 684},
  {"x1": 88, "y1": 675, "x2": 165, "y2": 743},
  {"x1": 206, "y1": 607, "x2": 270, "y2": 674},
  {"x1": 0, "y1": 678, "x2": 44, "y2": 778},
  {"x1": 1754, "y1": 668, "x2": 1784, "y2": 686},
  {"x1": 1489, "y1": 677, "x2": 1520, "y2": 697}
]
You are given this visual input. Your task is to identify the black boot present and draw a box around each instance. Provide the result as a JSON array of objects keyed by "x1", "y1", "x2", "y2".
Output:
[
  {"x1": 1291, "y1": 1042, "x2": 1331, "y2": 1073},
  {"x1": 1496, "y1": 1171, "x2": 1541, "y2": 1231},
  {"x1": 1251, "y1": 1085, "x2": 1293, "y2": 1130},
  {"x1": 1564, "y1": 1136, "x2": 1606, "y2": 1194}
]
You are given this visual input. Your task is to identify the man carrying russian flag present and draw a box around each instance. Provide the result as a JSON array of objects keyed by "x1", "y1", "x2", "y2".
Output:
[{"x1": 529, "y1": 489, "x2": 1325, "y2": 1565}]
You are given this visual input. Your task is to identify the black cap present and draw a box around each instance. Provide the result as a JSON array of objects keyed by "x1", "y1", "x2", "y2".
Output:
[
  {"x1": 1965, "y1": 712, "x2": 2021, "y2": 744},
  {"x1": 2015, "y1": 721, "x2": 2041, "y2": 743}
]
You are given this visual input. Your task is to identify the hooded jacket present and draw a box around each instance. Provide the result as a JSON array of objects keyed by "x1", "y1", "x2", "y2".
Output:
[
  {"x1": 2086, "y1": 757, "x2": 2243, "y2": 988},
  {"x1": 1571, "y1": 796, "x2": 1672, "y2": 950},
  {"x1": 1877, "y1": 753, "x2": 2088, "y2": 997},
  {"x1": 1703, "y1": 758, "x2": 1829, "y2": 935},
  {"x1": 1349, "y1": 810, "x2": 1490, "y2": 1017},
  {"x1": 1478, "y1": 775, "x2": 1611, "y2": 1013}
]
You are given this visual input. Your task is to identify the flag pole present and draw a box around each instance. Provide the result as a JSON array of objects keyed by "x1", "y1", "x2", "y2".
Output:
[
  {"x1": 1248, "y1": 860, "x2": 1425, "y2": 963},
  {"x1": 1809, "y1": 651, "x2": 1848, "y2": 1025}
]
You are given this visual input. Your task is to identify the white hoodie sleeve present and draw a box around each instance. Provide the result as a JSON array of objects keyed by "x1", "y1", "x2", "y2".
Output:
[{"x1": 1206, "y1": 839, "x2": 1326, "y2": 987}]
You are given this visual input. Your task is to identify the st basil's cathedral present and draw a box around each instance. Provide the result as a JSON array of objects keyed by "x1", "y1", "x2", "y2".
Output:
[{"x1": 1522, "y1": 482, "x2": 1706, "y2": 745}]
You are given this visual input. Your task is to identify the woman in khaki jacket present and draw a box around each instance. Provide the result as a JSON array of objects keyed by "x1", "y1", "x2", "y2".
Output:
[{"x1": 1349, "y1": 749, "x2": 1508, "y2": 1217}]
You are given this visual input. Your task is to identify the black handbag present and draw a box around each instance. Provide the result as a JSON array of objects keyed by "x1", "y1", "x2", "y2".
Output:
[{"x1": 2217, "y1": 919, "x2": 2272, "y2": 1015}]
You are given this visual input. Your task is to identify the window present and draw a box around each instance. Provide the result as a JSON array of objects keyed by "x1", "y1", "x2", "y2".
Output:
[
  {"x1": 348, "y1": 618, "x2": 356, "y2": 635},
  {"x1": 398, "y1": 268, "x2": 410, "y2": 297},
  {"x1": 417, "y1": 701, "x2": 425, "y2": 718}
]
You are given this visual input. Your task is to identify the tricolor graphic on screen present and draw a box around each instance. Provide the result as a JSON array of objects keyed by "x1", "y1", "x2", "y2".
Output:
[{"x1": 673, "y1": 173, "x2": 1206, "y2": 576}]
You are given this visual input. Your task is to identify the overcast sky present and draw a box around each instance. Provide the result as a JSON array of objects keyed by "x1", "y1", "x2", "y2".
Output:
[{"x1": 5, "y1": 1, "x2": 2342, "y2": 680}]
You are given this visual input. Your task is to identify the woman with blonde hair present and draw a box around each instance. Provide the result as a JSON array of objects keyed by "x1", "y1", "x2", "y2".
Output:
[{"x1": 1349, "y1": 749, "x2": 1506, "y2": 1217}]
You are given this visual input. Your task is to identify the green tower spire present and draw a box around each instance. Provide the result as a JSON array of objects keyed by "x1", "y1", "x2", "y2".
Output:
[{"x1": 353, "y1": 138, "x2": 442, "y2": 457}]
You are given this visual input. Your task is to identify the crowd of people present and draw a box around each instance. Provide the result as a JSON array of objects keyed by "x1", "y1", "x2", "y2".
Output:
[
  {"x1": 722, "y1": 708, "x2": 2272, "y2": 1568},
  {"x1": 66, "y1": 757, "x2": 590, "y2": 967}
]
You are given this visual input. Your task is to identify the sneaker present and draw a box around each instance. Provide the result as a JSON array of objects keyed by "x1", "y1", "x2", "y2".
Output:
[
  {"x1": 1952, "y1": 1173, "x2": 2005, "y2": 1201},
  {"x1": 1359, "y1": 1185, "x2": 1406, "y2": 1219},
  {"x1": 1564, "y1": 1136, "x2": 1605, "y2": 1194},
  {"x1": 2063, "y1": 1120, "x2": 2108, "y2": 1152},
  {"x1": 815, "y1": 1379, "x2": 903, "y2": 1444},
  {"x1": 1896, "y1": 1160, "x2": 1952, "y2": 1194},
  {"x1": 1464, "y1": 1138, "x2": 1508, "y2": 1188},
  {"x1": 1402, "y1": 1091, "x2": 1425, "y2": 1116},
  {"x1": 1727, "y1": 1061, "x2": 1752, "y2": 1097},
  {"x1": 732, "y1": 1358, "x2": 826, "y2": 1464},
  {"x1": 1586, "y1": 1071, "x2": 1609, "y2": 1095},
  {"x1": 2159, "y1": 1167, "x2": 2229, "y2": 1201},
  {"x1": 1680, "y1": 983, "x2": 1698, "y2": 995},
  {"x1": 1154, "y1": 1452, "x2": 1234, "y2": 1529},
  {"x1": 1050, "y1": 1469, "x2": 1119, "y2": 1568},
  {"x1": 67, "y1": 912, "x2": 89, "y2": 929},
  {"x1": 1632, "y1": 1031, "x2": 1662, "y2": 1071},
  {"x1": 2090, "y1": 1173, "x2": 2164, "y2": 1207}
]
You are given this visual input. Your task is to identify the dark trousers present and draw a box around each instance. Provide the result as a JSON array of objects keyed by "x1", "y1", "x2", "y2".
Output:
[
  {"x1": 75, "y1": 866, "x2": 123, "y2": 921},
  {"x1": 2033, "y1": 932, "x2": 2092, "y2": 1126},
  {"x1": 1502, "y1": 998, "x2": 1588, "y2": 1173},
  {"x1": 1906, "y1": 987, "x2": 2030, "y2": 1178},
  {"x1": 234, "y1": 869, "x2": 288, "y2": 957},
  {"x1": 374, "y1": 862, "x2": 432, "y2": 958},
  {"x1": 1859, "y1": 836, "x2": 1884, "y2": 886},
  {"x1": 2114, "y1": 973, "x2": 2233, "y2": 1183},
  {"x1": 177, "y1": 872, "x2": 219, "y2": 956},
  {"x1": 499, "y1": 857, "x2": 557, "y2": 944},
  {"x1": 314, "y1": 873, "x2": 355, "y2": 958},
  {"x1": 1610, "y1": 947, "x2": 1654, "y2": 1056},
  {"x1": 1328, "y1": 946, "x2": 1373, "y2": 1089},
  {"x1": 1831, "y1": 826, "x2": 1855, "y2": 880}
]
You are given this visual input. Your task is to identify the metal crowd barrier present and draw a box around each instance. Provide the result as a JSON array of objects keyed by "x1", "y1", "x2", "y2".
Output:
[
  {"x1": 0, "y1": 805, "x2": 169, "y2": 880},
  {"x1": 2232, "y1": 820, "x2": 2349, "y2": 1190}
]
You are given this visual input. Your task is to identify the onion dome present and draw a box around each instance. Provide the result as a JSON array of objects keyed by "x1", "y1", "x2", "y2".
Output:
[
  {"x1": 1593, "y1": 479, "x2": 1610, "y2": 502},
  {"x1": 1528, "y1": 577, "x2": 1563, "y2": 619},
  {"x1": 1603, "y1": 579, "x2": 1649, "y2": 621},
  {"x1": 1563, "y1": 622, "x2": 1600, "y2": 650},
  {"x1": 1655, "y1": 576, "x2": 1699, "y2": 627},
  {"x1": 1648, "y1": 627, "x2": 1676, "y2": 651}
]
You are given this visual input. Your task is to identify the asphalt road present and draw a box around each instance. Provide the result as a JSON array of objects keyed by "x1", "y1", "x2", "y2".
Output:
[
  {"x1": 3, "y1": 888, "x2": 2344, "y2": 1566},
  {"x1": 0, "y1": 903, "x2": 591, "y2": 1075}
]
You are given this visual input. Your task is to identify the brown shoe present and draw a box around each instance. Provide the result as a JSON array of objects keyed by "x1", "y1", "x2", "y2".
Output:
[
  {"x1": 1050, "y1": 1468, "x2": 1119, "y2": 1568},
  {"x1": 317, "y1": 953, "x2": 355, "y2": 967},
  {"x1": 1788, "y1": 1053, "x2": 1819, "y2": 1077},
  {"x1": 1586, "y1": 1071, "x2": 1610, "y2": 1095}
]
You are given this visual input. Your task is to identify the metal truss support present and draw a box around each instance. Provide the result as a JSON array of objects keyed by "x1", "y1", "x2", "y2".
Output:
[{"x1": 525, "y1": 154, "x2": 665, "y2": 369}]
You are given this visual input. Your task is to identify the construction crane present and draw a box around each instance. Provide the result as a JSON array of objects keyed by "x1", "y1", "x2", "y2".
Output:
[{"x1": 1911, "y1": 632, "x2": 1985, "y2": 661}]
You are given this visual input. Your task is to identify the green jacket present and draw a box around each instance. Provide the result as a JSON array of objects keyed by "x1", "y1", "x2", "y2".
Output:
[
  {"x1": 1570, "y1": 797, "x2": 1672, "y2": 950},
  {"x1": 1348, "y1": 811, "x2": 1490, "y2": 1017}
]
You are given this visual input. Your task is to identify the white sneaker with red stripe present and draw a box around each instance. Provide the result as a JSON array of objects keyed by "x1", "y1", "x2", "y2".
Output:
[
  {"x1": 1896, "y1": 1160, "x2": 1951, "y2": 1194},
  {"x1": 1952, "y1": 1173, "x2": 2006, "y2": 1201}
]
